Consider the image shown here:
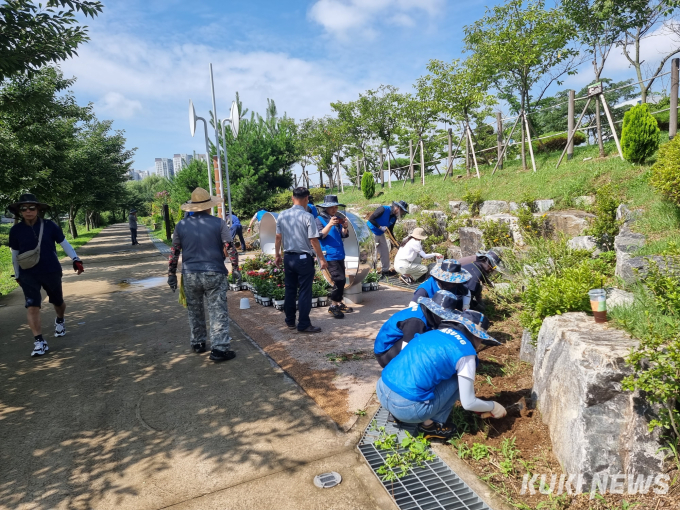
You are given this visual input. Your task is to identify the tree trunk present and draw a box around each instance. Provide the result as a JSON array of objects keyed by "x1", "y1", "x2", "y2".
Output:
[
  {"x1": 69, "y1": 205, "x2": 79, "y2": 239},
  {"x1": 595, "y1": 99, "x2": 605, "y2": 158}
]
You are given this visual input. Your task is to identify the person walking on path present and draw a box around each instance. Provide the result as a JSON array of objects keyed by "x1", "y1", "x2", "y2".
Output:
[
  {"x1": 229, "y1": 212, "x2": 247, "y2": 253},
  {"x1": 167, "y1": 188, "x2": 241, "y2": 362},
  {"x1": 315, "y1": 195, "x2": 352, "y2": 319},
  {"x1": 274, "y1": 187, "x2": 328, "y2": 334},
  {"x1": 394, "y1": 227, "x2": 443, "y2": 285},
  {"x1": 246, "y1": 209, "x2": 268, "y2": 234},
  {"x1": 8, "y1": 194, "x2": 85, "y2": 357},
  {"x1": 128, "y1": 209, "x2": 139, "y2": 245},
  {"x1": 366, "y1": 201, "x2": 408, "y2": 279}
]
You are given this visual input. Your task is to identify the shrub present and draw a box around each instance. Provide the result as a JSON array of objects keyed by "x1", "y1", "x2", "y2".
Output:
[
  {"x1": 650, "y1": 135, "x2": 680, "y2": 204},
  {"x1": 480, "y1": 219, "x2": 513, "y2": 248},
  {"x1": 0, "y1": 233, "x2": 8, "y2": 246},
  {"x1": 462, "y1": 189, "x2": 484, "y2": 216},
  {"x1": 392, "y1": 222, "x2": 406, "y2": 244},
  {"x1": 361, "y1": 171, "x2": 375, "y2": 199},
  {"x1": 585, "y1": 184, "x2": 620, "y2": 251},
  {"x1": 621, "y1": 104, "x2": 660, "y2": 163},
  {"x1": 516, "y1": 206, "x2": 552, "y2": 240},
  {"x1": 422, "y1": 234, "x2": 447, "y2": 256},
  {"x1": 414, "y1": 193, "x2": 436, "y2": 210},
  {"x1": 533, "y1": 131, "x2": 586, "y2": 153}
]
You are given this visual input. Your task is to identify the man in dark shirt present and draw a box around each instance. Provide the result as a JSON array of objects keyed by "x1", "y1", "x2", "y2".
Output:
[
  {"x1": 8, "y1": 194, "x2": 85, "y2": 357},
  {"x1": 462, "y1": 251, "x2": 502, "y2": 312},
  {"x1": 366, "y1": 201, "x2": 408, "y2": 279},
  {"x1": 168, "y1": 188, "x2": 241, "y2": 362},
  {"x1": 128, "y1": 209, "x2": 139, "y2": 245}
]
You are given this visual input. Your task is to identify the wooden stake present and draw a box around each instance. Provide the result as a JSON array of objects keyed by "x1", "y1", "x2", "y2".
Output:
[
  {"x1": 599, "y1": 95, "x2": 623, "y2": 160},
  {"x1": 492, "y1": 114, "x2": 521, "y2": 176},
  {"x1": 387, "y1": 148, "x2": 392, "y2": 188},
  {"x1": 466, "y1": 123, "x2": 481, "y2": 179},
  {"x1": 447, "y1": 128, "x2": 453, "y2": 177},
  {"x1": 443, "y1": 129, "x2": 465, "y2": 181},
  {"x1": 379, "y1": 149, "x2": 385, "y2": 188},
  {"x1": 567, "y1": 90, "x2": 575, "y2": 160},
  {"x1": 420, "y1": 138, "x2": 426, "y2": 185},
  {"x1": 522, "y1": 112, "x2": 537, "y2": 173},
  {"x1": 556, "y1": 97, "x2": 592, "y2": 169},
  {"x1": 409, "y1": 140, "x2": 414, "y2": 184},
  {"x1": 464, "y1": 131, "x2": 471, "y2": 177},
  {"x1": 496, "y1": 112, "x2": 503, "y2": 171},
  {"x1": 671, "y1": 58, "x2": 679, "y2": 140}
]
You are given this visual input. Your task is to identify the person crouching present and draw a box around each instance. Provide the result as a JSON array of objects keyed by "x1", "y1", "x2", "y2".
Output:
[
  {"x1": 412, "y1": 259, "x2": 472, "y2": 310},
  {"x1": 376, "y1": 303, "x2": 507, "y2": 441}
]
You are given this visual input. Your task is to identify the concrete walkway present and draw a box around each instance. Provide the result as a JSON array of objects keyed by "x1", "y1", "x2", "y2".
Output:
[{"x1": 0, "y1": 224, "x2": 395, "y2": 510}]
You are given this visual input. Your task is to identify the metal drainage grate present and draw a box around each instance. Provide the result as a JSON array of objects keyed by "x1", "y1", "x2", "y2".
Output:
[{"x1": 358, "y1": 406, "x2": 491, "y2": 510}]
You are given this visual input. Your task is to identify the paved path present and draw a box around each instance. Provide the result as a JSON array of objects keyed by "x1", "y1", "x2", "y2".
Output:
[{"x1": 0, "y1": 224, "x2": 395, "y2": 510}]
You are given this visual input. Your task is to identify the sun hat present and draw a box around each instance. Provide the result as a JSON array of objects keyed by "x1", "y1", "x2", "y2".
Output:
[
  {"x1": 181, "y1": 187, "x2": 224, "y2": 212},
  {"x1": 318, "y1": 195, "x2": 345, "y2": 208},
  {"x1": 410, "y1": 227, "x2": 428, "y2": 240},
  {"x1": 418, "y1": 290, "x2": 465, "y2": 318},
  {"x1": 130, "y1": 208, "x2": 137, "y2": 213},
  {"x1": 420, "y1": 303, "x2": 500, "y2": 346},
  {"x1": 392, "y1": 200, "x2": 408, "y2": 213},
  {"x1": 430, "y1": 259, "x2": 472, "y2": 283},
  {"x1": 8, "y1": 193, "x2": 50, "y2": 215}
]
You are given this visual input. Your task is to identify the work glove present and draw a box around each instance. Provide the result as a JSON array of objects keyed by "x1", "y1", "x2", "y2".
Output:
[
  {"x1": 479, "y1": 402, "x2": 507, "y2": 419},
  {"x1": 73, "y1": 260, "x2": 84, "y2": 275},
  {"x1": 168, "y1": 274, "x2": 178, "y2": 292},
  {"x1": 379, "y1": 226, "x2": 387, "y2": 231}
]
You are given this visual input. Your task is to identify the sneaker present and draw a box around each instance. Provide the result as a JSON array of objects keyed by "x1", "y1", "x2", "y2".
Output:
[
  {"x1": 31, "y1": 340, "x2": 49, "y2": 357},
  {"x1": 416, "y1": 421, "x2": 458, "y2": 441},
  {"x1": 192, "y1": 342, "x2": 206, "y2": 353},
  {"x1": 338, "y1": 303, "x2": 354, "y2": 313},
  {"x1": 399, "y1": 275, "x2": 413, "y2": 285},
  {"x1": 209, "y1": 348, "x2": 236, "y2": 362},
  {"x1": 54, "y1": 319, "x2": 65, "y2": 337},
  {"x1": 286, "y1": 323, "x2": 297, "y2": 330},
  {"x1": 298, "y1": 325, "x2": 322, "y2": 334},
  {"x1": 328, "y1": 306, "x2": 345, "y2": 319}
]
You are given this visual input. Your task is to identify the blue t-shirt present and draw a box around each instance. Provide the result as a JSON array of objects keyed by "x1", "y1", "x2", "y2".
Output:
[
  {"x1": 381, "y1": 328, "x2": 478, "y2": 402},
  {"x1": 9, "y1": 219, "x2": 66, "y2": 276},
  {"x1": 255, "y1": 210, "x2": 268, "y2": 221},
  {"x1": 230, "y1": 214, "x2": 241, "y2": 227}
]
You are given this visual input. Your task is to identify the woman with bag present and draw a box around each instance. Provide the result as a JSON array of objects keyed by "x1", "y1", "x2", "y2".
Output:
[
  {"x1": 8, "y1": 194, "x2": 84, "y2": 357},
  {"x1": 394, "y1": 227, "x2": 443, "y2": 285}
]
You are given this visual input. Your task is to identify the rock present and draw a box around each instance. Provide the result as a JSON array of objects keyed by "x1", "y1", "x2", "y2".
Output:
[
  {"x1": 574, "y1": 195, "x2": 596, "y2": 208},
  {"x1": 607, "y1": 288, "x2": 634, "y2": 309},
  {"x1": 508, "y1": 202, "x2": 519, "y2": 212},
  {"x1": 614, "y1": 231, "x2": 645, "y2": 280},
  {"x1": 448, "y1": 201, "x2": 469, "y2": 216},
  {"x1": 568, "y1": 235, "x2": 601, "y2": 255},
  {"x1": 400, "y1": 219, "x2": 418, "y2": 236},
  {"x1": 534, "y1": 199, "x2": 554, "y2": 213},
  {"x1": 519, "y1": 329, "x2": 536, "y2": 365},
  {"x1": 408, "y1": 204, "x2": 420, "y2": 215},
  {"x1": 493, "y1": 282, "x2": 512, "y2": 295},
  {"x1": 479, "y1": 200, "x2": 509, "y2": 216},
  {"x1": 447, "y1": 245, "x2": 463, "y2": 260},
  {"x1": 532, "y1": 313, "x2": 664, "y2": 480},
  {"x1": 482, "y1": 213, "x2": 524, "y2": 246},
  {"x1": 459, "y1": 227, "x2": 484, "y2": 257},
  {"x1": 545, "y1": 210, "x2": 595, "y2": 238},
  {"x1": 618, "y1": 255, "x2": 674, "y2": 285},
  {"x1": 420, "y1": 210, "x2": 448, "y2": 236},
  {"x1": 616, "y1": 204, "x2": 640, "y2": 223}
]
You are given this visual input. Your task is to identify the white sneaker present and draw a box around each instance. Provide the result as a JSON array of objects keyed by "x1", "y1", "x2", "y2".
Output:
[
  {"x1": 54, "y1": 319, "x2": 65, "y2": 337},
  {"x1": 31, "y1": 340, "x2": 49, "y2": 357}
]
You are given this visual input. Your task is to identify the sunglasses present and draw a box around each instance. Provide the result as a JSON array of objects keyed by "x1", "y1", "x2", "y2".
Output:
[{"x1": 19, "y1": 205, "x2": 37, "y2": 212}]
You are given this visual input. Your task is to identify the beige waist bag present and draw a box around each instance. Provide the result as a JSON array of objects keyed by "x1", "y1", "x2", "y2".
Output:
[{"x1": 17, "y1": 219, "x2": 44, "y2": 269}]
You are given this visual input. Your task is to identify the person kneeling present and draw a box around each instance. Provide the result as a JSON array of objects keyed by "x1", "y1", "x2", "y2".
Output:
[
  {"x1": 375, "y1": 304, "x2": 506, "y2": 441},
  {"x1": 374, "y1": 290, "x2": 464, "y2": 368}
]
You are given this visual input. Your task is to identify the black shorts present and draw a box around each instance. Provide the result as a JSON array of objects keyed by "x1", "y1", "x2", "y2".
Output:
[{"x1": 18, "y1": 271, "x2": 64, "y2": 308}]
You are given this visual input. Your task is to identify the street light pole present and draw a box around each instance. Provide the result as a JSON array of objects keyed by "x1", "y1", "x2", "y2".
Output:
[
  {"x1": 209, "y1": 63, "x2": 226, "y2": 222},
  {"x1": 220, "y1": 120, "x2": 233, "y2": 223}
]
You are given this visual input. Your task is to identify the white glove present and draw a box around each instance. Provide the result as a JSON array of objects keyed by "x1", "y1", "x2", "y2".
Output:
[
  {"x1": 380, "y1": 226, "x2": 387, "y2": 231},
  {"x1": 480, "y1": 401, "x2": 507, "y2": 419}
]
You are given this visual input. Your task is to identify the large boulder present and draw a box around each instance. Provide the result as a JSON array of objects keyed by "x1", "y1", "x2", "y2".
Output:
[
  {"x1": 574, "y1": 196, "x2": 596, "y2": 208},
  {"x1": 479, "y1": 200, "x2": 509, "y2": 216},
  {"x1": 447, "y1": 245, "x2": 463, "y2": 260},
  {"x1": 545, "y1": 210, "x2": 594, "y2": 238},
  {"x1": 533, "y1": 313, "x2": 664, "y2": 480},
  {"x1": 534, "y1": 199, "x2": 554, "y2": 213},
  {"x1": 400, "y1": 219, "x2": 418, "y2": 236},
  {"x1": 616, "y1": 204, "x2": 640, "y2": 224},
  {"x1": 508, "y1": 202, "x2": 520, "y2": 213},
  {"x1": 420, "y1": 210, "x2": 448, "y2": 236},
  {"x1": 614, "y1": 231, "x2": 645, "y2": 281},
  {"x1": 568, "y1": 235, "x2": 600, "y2": 255},
  {"x1": 408, "y1": 204, "x2": 420, "y2": 215},
  {"x1": 607, "y1": 288, "x2": 634, "y2": 309},
  {"x1": 519, "y1": 329, "x2": 536, "y2": 365},
  {"x1": 459, "y1": 227, "x2": 484, "y2": 257},
  {"x1": 482, "y1": 213, "x2": 524, "y2": 246},
  {"x1": 448, "y1": 201, "x2": 469, "y2": 216},
  {"x1": 618, "y1": 255, "x2": 676, "y2": 285}
]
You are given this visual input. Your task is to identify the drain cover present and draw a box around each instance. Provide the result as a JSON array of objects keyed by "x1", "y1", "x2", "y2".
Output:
[{"x1": 313, "y1": 471, "x2": 342, "y2": 489}]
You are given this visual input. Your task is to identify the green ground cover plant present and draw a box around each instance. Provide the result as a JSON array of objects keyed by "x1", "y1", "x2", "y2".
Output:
[
  {"x1": 585, "y1": 184, "x2": 621, "y2": 251},
  {"x1": 480, "y1": 219, "x2": 513, "y2": 247}
]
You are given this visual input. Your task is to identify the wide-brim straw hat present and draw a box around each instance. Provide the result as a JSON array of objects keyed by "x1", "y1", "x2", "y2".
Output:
[
  {"x1": 410, "y1": 227, "x2": 428, "y2": 240},
  {"x1": 417, "y1": 299, "x2": 500, "y2": 346},
  {"x1": 430, "y1": 259, "x2": 472, "y2": 283},
  {"x1": 8, "y1": 193, "x2": 50, "y2": 215},
  {"x1": 181, "y1": 187, "x2": 223, "y2": 212}
]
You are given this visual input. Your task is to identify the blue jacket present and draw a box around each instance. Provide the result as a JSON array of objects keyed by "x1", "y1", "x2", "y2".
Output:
[
  {"x1": 381, "y1": 328, "x2": 478, "y2": 402},
  {"x1": 317, "y1": 215, "x2": 345, "y2": 261},
  {"x1": 367, "y1": 205, "x2": 395, "y2": 236},
  {"x1": 415, "y1": 277, "x2": 440, "y2": 299},
  {"x1": 230, "y1": 214, "x2": 241, "y2": 227},
  {"x1": 307, "y1": 204, "x2": 319, "y2": 218},
  {"x1": 374, "y1": 304, "x2": 428, "y2": 355}
]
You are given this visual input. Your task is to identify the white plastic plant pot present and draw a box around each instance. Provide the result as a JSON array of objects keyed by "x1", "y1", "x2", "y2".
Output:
[
  {"x1": 311, "y1": 297, "x2": 318, "y2": 308},
  {"x1": 229, "y1": 284, "x2": 239, "y2": 292},
  {"x1": 258, "y1": 212, "x2": 279, "y2": 256},
  {"x1": 362, "y1": 283, "x2": 371, "y2": 292},
  {"x1": 261, "y1": 297, "x2": 272, "y2": 307},
  {"x1": 371, "y1": 282, "x2": 379, "y2": 290},
  {"x1": 318, "y1": 297, "x2": 328, "y2": 306},
  {"x1": 274, "y1": 299, "x2": 285, "y2": 309},
  {"x1": 239, "y1": 298, "x2": 250, "y2": 309}
]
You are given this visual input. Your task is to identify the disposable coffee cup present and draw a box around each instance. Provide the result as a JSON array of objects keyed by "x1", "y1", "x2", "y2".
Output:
[{"x1": 588, "y1": 289, "x2": 607, "y2": 323}]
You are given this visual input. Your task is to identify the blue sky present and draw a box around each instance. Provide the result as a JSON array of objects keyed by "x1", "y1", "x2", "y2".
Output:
[{"x1": 60, "y1": 0, "x2": 677, "y2": 180}]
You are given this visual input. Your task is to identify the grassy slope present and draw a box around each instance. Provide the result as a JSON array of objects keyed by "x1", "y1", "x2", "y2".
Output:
[
  {"x1": 330, "y1": 136, "x2": 680, "y2": 252},
  {"x1": 0, "y1": 224, "x2": 102, "y2": 296}
]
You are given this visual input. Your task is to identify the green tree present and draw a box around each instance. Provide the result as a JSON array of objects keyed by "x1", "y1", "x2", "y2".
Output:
[
  {"x1": 621, "y1": 104, "x2": 661, "y2": 163},
  {"x1": 651, "y1": 134, "x2": 680, "y2": 203},
  {"x1": 0, "y1": 0, "x2": 103, "y2": 81},
  {"x1": 464, "y1": 0, "x2": 578, "y2": 169},
  {"x1": 361, "y1": 170, "x2": 375, "y2": 199}
]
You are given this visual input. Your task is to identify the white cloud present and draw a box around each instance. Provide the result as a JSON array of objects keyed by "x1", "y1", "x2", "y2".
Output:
[
  {"x1": 97, "y1": 92, "x2": 143, "y2": 118},
  {"x1": 309, "y1": 0, "x2": 443, "y2": 38}
]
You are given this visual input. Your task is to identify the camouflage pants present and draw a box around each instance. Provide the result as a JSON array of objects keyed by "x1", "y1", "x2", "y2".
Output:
[{"x1": 183, "y1": 272, "x2": 231, "y2": 350}]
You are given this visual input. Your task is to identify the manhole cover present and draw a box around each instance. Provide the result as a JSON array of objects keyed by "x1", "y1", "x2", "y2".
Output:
[{"x1": 313, "y1": 471, "x2": 341, "y2": 489}]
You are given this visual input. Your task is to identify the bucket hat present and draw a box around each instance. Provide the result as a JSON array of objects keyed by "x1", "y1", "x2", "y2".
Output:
[
  {"x1": 181, "y1": 187, "x2": 223, "y2": 212},
  {"x1": 392, "y1": 200, "x2": 408, "y2": 214},
  {"x1": 130, "y1": 208, "x2": 137, "y2": 213},
  {"x1": 430, "y1": 259, "x2": 472, "y2": 283},
  {"x1": 421, "y1": 303, "x2": 500, "y2": 346},
  {"x1": 410, "y1": 227, "x2": 428, "y2": 240},
  {"x1": 8, "y1": 193, "x2": 50, "y2": 215},
  {"x1": 418, "y1": 290, "x2": 466, "y2": 318},
  {"x1": 318, "y1": 195, "x2": 345, "y2": 208}
]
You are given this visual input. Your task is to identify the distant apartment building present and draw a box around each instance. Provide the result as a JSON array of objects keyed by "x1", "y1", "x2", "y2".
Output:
[
  {"x1": 138, "y1": 170, "x2": 151, "y2": 180},
  {"x1": 154, "y1": 158, "x2": 174, "y2": 178},
  {"x1": 127, "y1": 169, "x2": 141, "y2": 181},
  {"x1": 173, "y1": 153, "x2": 193, "y2": 173},
  {"x1": 194, "y1": 153, "x2": 207, "y2": 163}
]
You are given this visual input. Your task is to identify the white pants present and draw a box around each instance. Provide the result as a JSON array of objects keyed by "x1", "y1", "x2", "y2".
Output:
[{"x1": 394, "y1": 257, "x2": 428, "y2": 280}]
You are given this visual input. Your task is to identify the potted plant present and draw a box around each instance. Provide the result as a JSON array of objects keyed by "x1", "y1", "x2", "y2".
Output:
[
  {"x1": 228, "y1": 273, "x2": 240, "y2": 292},
  {"x1": 259, "y1": 281, "x2": 272, "y2": 306},
  {"x1": 364, "y1": 269, "x2": 380, "y2": 290},
  {"x1": 271, "y1": 286, "x2": 285, "y2": 310}
]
